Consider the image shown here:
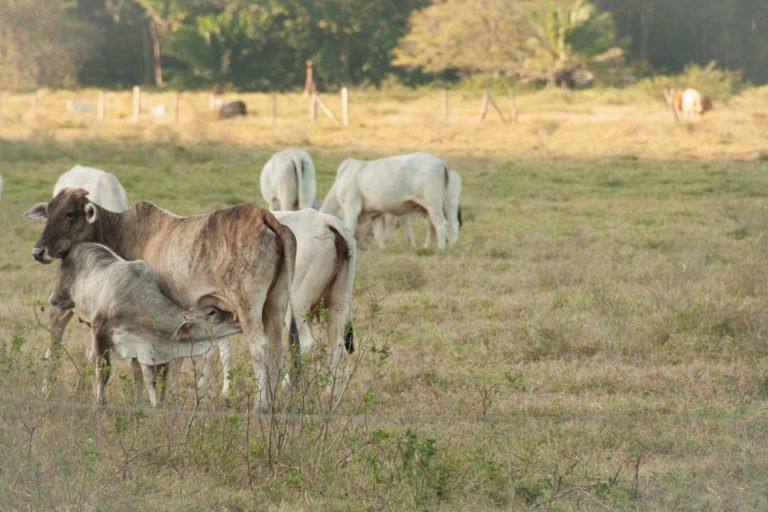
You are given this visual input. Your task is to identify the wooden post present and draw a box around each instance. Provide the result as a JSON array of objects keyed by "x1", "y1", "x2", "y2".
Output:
[
  {"x1": 310, "y1": 92, "x2": 318, "y2": 121},
  {"x1": 487, "y1": 93, "x2": 507, "y2": 123},
  {"x1": 174, "y1": 92, "x2": 180, "y2": 123},
  {"x1": 315, "y1": 94, "x2": 340, "y2": 125},
  {"x1": 303, "y1": 59, "x2": 316, "y2": 96},
  {"x1": 271, "y1": 92, "x2": 277, "y2": 124},
  {"x1": 442, "y1": 89, "x2": 449, "y2": 120},
  {"x1": 32, "y1": 91, "x2": 38, "y2": 121},
  {"x1": 341, "y1": 86, "x2": 349, "y2": 126},
  {"x1": 507, "y1": 88, "x2": 519, "y2": 122},
  {"x1": 479, "y1": 90, "x2": 489, "y2": 120},
  {"x1": 132, "y1": 85, "x2": 141, "y2": 123},
  {"x1": 97, "y1": 90, "x2": 105, "y2": 121}
]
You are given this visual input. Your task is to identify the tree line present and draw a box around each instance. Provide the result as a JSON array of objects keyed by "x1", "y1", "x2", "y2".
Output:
[{"x1": 1, "y1": 0, "x2": 766, "y2": 91}]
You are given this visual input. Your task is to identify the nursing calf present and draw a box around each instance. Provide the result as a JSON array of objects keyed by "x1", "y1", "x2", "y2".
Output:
[{"x1": 52, "y1": 243, "x2": 240, "y2": 407}]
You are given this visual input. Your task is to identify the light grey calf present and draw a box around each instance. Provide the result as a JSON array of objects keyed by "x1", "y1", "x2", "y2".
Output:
[{"x1": 51, "y1": 242, "x2": 241, "y2": 408}]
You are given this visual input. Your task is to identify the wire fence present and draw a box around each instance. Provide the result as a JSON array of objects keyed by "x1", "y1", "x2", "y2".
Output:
[{"x1": 3, "y1": 395, "x2": 766, "y2": 427}]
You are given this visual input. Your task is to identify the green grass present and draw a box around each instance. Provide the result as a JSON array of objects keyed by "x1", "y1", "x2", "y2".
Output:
[{"x1": 3, "y1": 86, "x2": 768, "y2": 509}]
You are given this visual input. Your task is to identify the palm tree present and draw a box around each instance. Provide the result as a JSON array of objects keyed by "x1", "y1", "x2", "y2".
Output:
[{"x1": 525, "y1": 0, "x2": 622, "y2": 87}]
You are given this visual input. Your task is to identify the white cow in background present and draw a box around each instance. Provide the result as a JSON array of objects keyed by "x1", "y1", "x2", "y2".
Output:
[
  {"x1": 260, "y1": 149, "x2": 319, "y2": 211},
  {"x1": 24, "y1": 165, "x2": 129, "y2": 357},
  {"x1": 321, "y1": 152, "x2": 460, "y2": 250},
  {"x1": 362, "y1": 169, "x2": 462, "y2": 249}
]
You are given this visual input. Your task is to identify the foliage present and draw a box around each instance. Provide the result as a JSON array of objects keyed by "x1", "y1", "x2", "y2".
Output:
[
  {"x1": 0, "y1": 0, "x2": 94, "y2": 90},
  {"x1": 394, "y1": 0, "x2": 534, "y2": 77},
  {"x1": 524, "y1": 0, "x2": 624, "y2": 86},
  {"x1": 597, "y1": 0, "x2": 768, "y2": 84}
]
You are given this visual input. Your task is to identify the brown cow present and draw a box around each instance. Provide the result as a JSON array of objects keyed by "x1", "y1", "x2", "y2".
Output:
[{"x1": 27, "y1": 188, "x2": 296, "y2": 411}]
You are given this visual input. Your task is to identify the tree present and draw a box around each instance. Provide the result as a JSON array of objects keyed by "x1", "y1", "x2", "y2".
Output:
[
  {"x1": 394, "y1": 0, "x2": 534, "y2": 77},
  {"x1": 0, "y1": 0, "x2": 93, "y2": 89},
  {"x1": 524, "y1": 0, "x2": 623, "y2": 87}
]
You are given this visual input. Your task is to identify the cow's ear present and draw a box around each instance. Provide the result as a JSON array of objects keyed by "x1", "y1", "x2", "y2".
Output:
[
  {"x1": 84, "y1": 203, "x2": 98, "y2": 224},
  {"x1": 24, "y1": 202, "x2": 49, "y2": 221}
]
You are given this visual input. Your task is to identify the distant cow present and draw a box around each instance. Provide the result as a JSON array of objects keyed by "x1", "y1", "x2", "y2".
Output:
[
  {"x1": 219, "y1": 100, "x2": 247, "y2": 119},
  {"x1": 51, "y1": 242, "x2": 241, "y2": 407},
  {"x1": 361, "y1": 169, "x2": 462, "y2": 249},
  {"x1": 664, "y1": 88, "x2": 714, "y2": 119},
  {"x1": 26, "y1": 189, "x2": 296, "y2": 411},
  {"x1": 260, "y1": 149, "x2": 319, "y2": 211},
  {"x1": 66, "y1": 100, "x2": 94, "y2": 113},
  {"x1": 321, "y1": 152, "x2": 460, "y2": 250},
  {"x1": 200, "y1": 208, "x2": 356, "y2": 393}
]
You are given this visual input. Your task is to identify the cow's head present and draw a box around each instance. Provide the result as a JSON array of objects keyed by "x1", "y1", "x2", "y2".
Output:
[
  {"x1": 27, "y1": 188, "x2": 100, "y2": 264},
  {"x1": 174, "y1": 306, "x2": 242, "y2": 340},
  {"x1": 701, "y1": 96, "x2": 714, "y2": 113}
]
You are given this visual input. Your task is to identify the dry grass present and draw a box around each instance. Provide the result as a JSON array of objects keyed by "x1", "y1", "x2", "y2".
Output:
[{"x1": 2, "y1": 86, "x2": 768, "y2": 510}]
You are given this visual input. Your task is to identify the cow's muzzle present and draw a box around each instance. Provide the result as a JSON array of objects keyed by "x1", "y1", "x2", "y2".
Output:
[{"x1": 32, "y1": 247, "x2": 53, "y2": 264}]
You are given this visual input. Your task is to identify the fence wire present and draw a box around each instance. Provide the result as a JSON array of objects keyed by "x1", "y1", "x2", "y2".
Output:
[{"x1": 2, "y1": 396, "x2": 767, "y2": 427}]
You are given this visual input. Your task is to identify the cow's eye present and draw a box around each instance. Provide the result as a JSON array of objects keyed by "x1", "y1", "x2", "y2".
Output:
[{"x1": 65, "y1": 211, "x2": 78, "y2": 219}]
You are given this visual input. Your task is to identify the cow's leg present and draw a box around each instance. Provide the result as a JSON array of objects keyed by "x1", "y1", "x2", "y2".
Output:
[
  {"x1": 341, "y1": 200, "x2": 362, "y2": 242},
  {"x1": 424, "y1": 206, "x2": 448, "y2": 250},
  {"x1": 372, "y1": 216, "x2": 387, "y2": 249},
  {"x1": 142, "y1": 364, "x2": 159, "y2": 407},
  {"x1": 424, "y1": 217, "x2": 436, "y2": 247},
  {"x1": 131, "y1": 359, "x2": 159, "y2": 407},
  {"x1": 91, "y1": 323, "x2": 111, "y2": 409},
  {"x1": 403, "y1": 217, "x2": 417, "y2": 247},
  {"x1": 45, "y1": 305, "x2": 73, "y2": 359},
  {"x1": 198, "y1": 345, "x2": 217, "y2": 394},
  {"x1": 218, "y1": 338, "x2": 236, "y2": 395},
  {"x1": 130, "y1": 358, "x2": 145, "y2": 405},
  {"x1": 282, "y1": 295, "x2": 317, "y2": 390}
]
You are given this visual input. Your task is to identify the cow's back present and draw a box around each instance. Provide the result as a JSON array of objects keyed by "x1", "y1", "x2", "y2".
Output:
[
  {"x1": 346, "y1": 153, "x2": 448, "y2": 212},
  {"x1": 54, "y1": 165, "x2": 128, "y2": 212}
]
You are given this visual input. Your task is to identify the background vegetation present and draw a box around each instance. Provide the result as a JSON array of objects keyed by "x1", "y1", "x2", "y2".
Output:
[{"x1": 1, "y1": 0, "x2": 767, "y2": 91}]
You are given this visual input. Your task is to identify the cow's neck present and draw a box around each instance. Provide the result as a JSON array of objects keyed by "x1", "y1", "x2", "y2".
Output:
[{"x1": 94, "y1": 202, "x2": 175, "y2": 261}]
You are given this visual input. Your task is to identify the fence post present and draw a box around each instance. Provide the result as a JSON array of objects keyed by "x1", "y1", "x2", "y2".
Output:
[
  {"x1": 507, "y1": 88, "x2": 519, "y2": 122},
  {"x1": 443, "y1": 89, "x2": 449, "y2": 120},
  {"x1": 271, "y1": 92, "x2": 277, "y2": 124},
  {"x1": 97, "y1": 90, "x2": 105, "y2": 121},
  {"x1": 132, "y1": 85, "x2": 141, "y2": 123},
  {"x1": 310, "y1": 92, "x2": 318, "y2": 121},
  {"x1": 341, "y1": 86, "x2": 349, "y2": 126},
  {"x1": 479, "y1": 90, "x2": 489, "y2": 121}
]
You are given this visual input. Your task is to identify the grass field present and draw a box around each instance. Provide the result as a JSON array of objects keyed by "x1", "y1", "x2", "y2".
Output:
[{"x1": 2, "y1": 86, "x2": 768, "y2": 510}]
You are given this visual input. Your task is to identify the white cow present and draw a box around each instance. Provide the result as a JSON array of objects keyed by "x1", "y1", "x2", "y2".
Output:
[
  {"x1": 260, "y1": 149, "x2": 319, "y2": 211},
  {"x1": 681, "y1": 88, "x2": 714, "y2": 118},
  {"x1": 200, "y1": 208, "x2": 356, "y2": 393},
  {"x1": 362, "y1": 169, "x2": 462, "y2": 249},
  {"x1": 321, "y1": 152, "x2": 459, "y2": 250},
  {"x1": 49, "y1": 165, "x2": 128, "y2": 212}
]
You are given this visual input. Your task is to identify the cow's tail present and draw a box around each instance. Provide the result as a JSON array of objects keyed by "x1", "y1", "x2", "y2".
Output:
[
  {"x1": 292, "y1": 154, "x2": 306, "y2": 210},
  {"x1": 264, "y1": 210, "x2": 297, "y2": 347},
  {"x1": 323, "y1": 223, "x2": 356, "y2": 354},
  {"x1": 441, "y1": 164, "x2": 450, "y2": 220}
]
